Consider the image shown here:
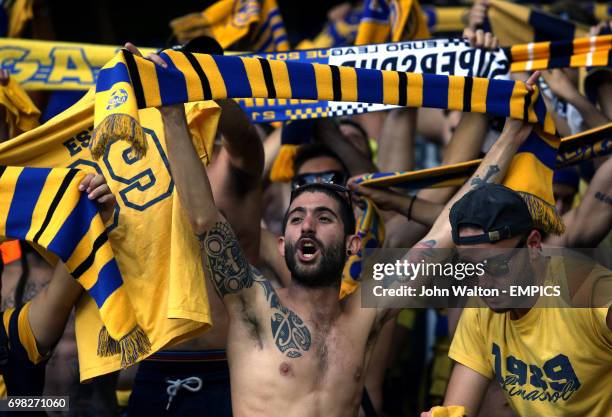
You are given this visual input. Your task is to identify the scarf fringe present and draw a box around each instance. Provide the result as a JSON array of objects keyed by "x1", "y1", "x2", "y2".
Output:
[
  {"x1": 97, "y1": 325, "x2": 151, "y2": 368},
  {"x1": 90, "y1": 114, "x2": 147, "y2": 161},
  {"x1": 517, "y1": 192, "x2": 565, "y2": 235},
  {"x1": 270, "y1": 144, "x2": 299, "y2": 182}
]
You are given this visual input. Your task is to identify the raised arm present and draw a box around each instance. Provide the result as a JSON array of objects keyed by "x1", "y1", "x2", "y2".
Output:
[
  {"x1": 122, "y1": 44, "x2": 260, "y2": 313},
  {"x1": 347, "y1": 75, "x2": 540, "y2": 325},
  {"x1": 315, "y1": 118, "x2": 377, "y2": 175},
  {"x1": 161, "y1": 103, "x2": 258, "y2": 307},
  {"x1": 377, "y1": 108, "x2": 417, "y2": 172},
  {"x1": 547, "y1": 157, "x2": 612, "y2": 248},
  {"x1": 28, "y1": 173, "x2": 115, "y2": 354},
  {"x1": 215, "y1": 98, "x2": 264, "y2": 181},
  {"x1": 421, "y1": 113, "x2": 535, "y2": 249},
  {"x1": 541, "y1": 69, "x2": 610, "y2": 130}
]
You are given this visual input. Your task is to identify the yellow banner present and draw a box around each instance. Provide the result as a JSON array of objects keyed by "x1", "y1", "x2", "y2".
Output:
[{"x1": 0, "y1": 38, "x2": 156, "y2": 91}]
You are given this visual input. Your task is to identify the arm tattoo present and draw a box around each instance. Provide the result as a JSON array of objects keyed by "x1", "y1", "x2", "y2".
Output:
[
  {"x1": 253, "y1": 275, "x2": 312, "y2": 358},
  {"x1": 198, "y1": 221, "x2": 253, "y2": 297},
  {"x1": 471, "y1": 165, "x2": 500, "y2": 188},
  {"x1": 595, "y1": 191, "x2": 612, "y2": 206}
]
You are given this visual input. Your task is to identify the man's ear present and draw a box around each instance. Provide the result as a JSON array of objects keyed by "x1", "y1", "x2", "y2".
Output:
[
  {"x1": 527, "y1": 229, "x2": 542, "y2": 260},
  {"x1": 278, "y1": 236, "x2": 285, "y2": 258},
  {"x1": 346, "y1": 234, "x2": 361, "y2": 257}
]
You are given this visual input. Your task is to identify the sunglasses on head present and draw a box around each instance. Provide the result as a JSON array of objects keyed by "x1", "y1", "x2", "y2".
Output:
[
  {"x1": 291, "y1": 170, "x2": 348, "y2": 191},
  {"x1": 290, "y1": 181, "x2": 353, "y2": 212}
]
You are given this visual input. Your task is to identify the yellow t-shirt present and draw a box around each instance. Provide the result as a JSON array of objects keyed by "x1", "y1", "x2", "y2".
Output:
[{"x1": 449, "y1": 259, "x2": 612, "y2": 417}]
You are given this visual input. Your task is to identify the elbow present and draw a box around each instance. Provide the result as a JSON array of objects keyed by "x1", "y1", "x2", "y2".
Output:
[{"x1": 190, "y1": 212, "x2": 222, "y2": 236}]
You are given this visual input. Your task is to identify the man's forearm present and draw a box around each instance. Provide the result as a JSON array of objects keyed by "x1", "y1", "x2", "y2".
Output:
[
  {"x1": 28, "y1": 262, "x2": 82, "y2": 354},
  {"x1": 162, "y1": 105, "x2": 219, "y2": 233},
  {"x1": 566, "y1": 93, "x2": 610, "y2": 129},
  {"x1": 216, "y1": 99, "x2": 264, "y2": 178},
  {"x1": 378, "y1": 108, "x2": 416, "y2": 172},
  {"x1": 418, "y1": 113, "x2": 488, "y2": 205},
  {"x1": 422, "y1": 122, "x2": 530, "y2": 248},
  {"x1": 316, "y1": 119, "x2": 377, "y2": 175}
]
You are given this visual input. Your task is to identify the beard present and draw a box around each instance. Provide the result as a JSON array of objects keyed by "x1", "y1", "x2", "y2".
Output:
[{"x1": 285, "y1": 236, "x2": 347, "y2": 288}]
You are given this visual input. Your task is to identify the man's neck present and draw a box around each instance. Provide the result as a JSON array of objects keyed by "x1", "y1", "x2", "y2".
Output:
[
  {"x1": 509, "y1": 255, "x2": 550, "y2": 320},
  {"x1": 286, "y1": 281, "x2": 342, "y2": 320}
]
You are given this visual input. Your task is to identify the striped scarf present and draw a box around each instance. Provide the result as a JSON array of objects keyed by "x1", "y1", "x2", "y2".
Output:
[
  {"x1": 356, "y1": 123, "x2": 612, "y2": 234},
  {"x1": 170, "y1": 0, "x2": 288, "y2": 52},
  {"x1": 0, "y1": 166, "x2": 150, "y2": 367},
  {"x1": 484, "y1": 0, "x2": 589, "y2": 46},
  {"x1": 509, "y1": 35, "x2": 612, "y2": 72},
  {"x1": 357, "y1": 123, "x2": 612, "y2": 190},
  {"x1": 355, "y1": 0, "x2": 430, "y2": 45},
  {"x1": 91, "y1": 49, "x2": 555, "y2": 161}
]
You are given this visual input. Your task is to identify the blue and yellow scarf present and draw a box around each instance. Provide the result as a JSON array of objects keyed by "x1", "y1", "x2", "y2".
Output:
[{"x1": 0, "y1": 166, "x2": 150, "y2": 367}]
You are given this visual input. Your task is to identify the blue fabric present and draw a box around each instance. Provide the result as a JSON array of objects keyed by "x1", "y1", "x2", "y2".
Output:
[
  {"x1": 158, "y1": 54, "x2": 188, "y2": 106},
  {"x1": 47, "y1": 191, "x2": 99, "y2": 262},
  {"x1": 553, "y1": 167, "x2": 580, "y2": 189},
  {"x1": 5, "y1": 168, "x2": 51, "y2": 239},
  {"x1": 212, "y1": 55, "x2": 252, "y2": 99},
  {"x1": 127, "y1": 358, "x2": 232, "y2": 417},
  {"x1": 40, "y1": 91, "x2": 87, "y2": 123}
]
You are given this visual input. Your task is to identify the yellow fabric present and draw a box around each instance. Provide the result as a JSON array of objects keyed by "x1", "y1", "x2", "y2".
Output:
[
  {"x1": 487, "y1": 0, "x2": 588, "y2": 47},
  {"x1": 0, "y1": 38, "x2": 156, "y2": 91},
  {"x1": 6, "y1": 0, "x2": 33, "y2": 38},
  {"x1": 0, "y1": 76, "x2": 40, "y2": 138},
  {"x1": 424, "y1": 7, "x2": 466, "y2": 33},
  {"x1": 510, "y1": 35, "x2": 612, "y2": 73},
  {"x1": 0, "y1": 166, "x2": 151, "y2": 367},
  {"x1": 449, "y1": 258, "x2": 612, "y2": 417},
  {"x1": 355, "y1": 0, "x2": 430, "y2": 46},
  {"x1": 340, "y1": 198, "x2": 385, "y2": 298},
  {"x1": 0, "y1": 93, "x2": 218, "y2": 381},
  {"x1": 170, "y1": 0, "x2": 289, "y2": 51},
  {"x1": 0, "y1": 376, "x2": 5, "y2": 398},
  {"x1": 2, "y1": 302, "x2": 43, "y2": 365},
  {"x1": 430, "y1": 406, "x2": 466, "y2": 417}
]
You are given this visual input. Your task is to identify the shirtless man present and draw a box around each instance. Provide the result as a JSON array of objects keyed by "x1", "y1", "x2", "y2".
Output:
[
  {"x1": 124, "y1": 44, "x2": 263, "y2": 416},
  {"x1": 155, "y1": 66, "x2": 539, "y2": 415}
]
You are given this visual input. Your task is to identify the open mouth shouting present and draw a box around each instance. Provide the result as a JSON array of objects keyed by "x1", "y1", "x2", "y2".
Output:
[{"x1": 297, "y1": 238, "x2": 321, "y2": 263}]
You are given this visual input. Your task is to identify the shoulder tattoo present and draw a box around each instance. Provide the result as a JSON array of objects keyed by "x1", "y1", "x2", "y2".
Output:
[{"x1": 198, "y1": 221, "x2": 253, "y2": 297}]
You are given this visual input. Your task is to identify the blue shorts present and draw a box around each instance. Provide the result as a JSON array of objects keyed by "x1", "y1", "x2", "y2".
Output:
[{"x1": 127, "y1": 350, "x2": 232, "y2": 417}]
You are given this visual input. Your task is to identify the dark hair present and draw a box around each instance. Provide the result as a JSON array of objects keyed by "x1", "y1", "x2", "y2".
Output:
[
  {"x1": 282, "y1": 185, "x2": 356, "y2": 236},
  {"x1": 293, "y1": 143, "x2": 350, "y2": 177}
]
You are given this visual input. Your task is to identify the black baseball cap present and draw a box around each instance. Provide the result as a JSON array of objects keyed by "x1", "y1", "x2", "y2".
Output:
[{"x1": 450, "y1": 184, "x2": 534, "y2": 245}]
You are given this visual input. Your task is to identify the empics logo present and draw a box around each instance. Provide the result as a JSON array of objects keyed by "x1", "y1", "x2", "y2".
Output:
[{"x1": 106, "y1": 89, "x2": 128, "y2": 110}]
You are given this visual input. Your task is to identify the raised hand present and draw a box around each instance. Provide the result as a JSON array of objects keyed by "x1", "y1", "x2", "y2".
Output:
[{"x1": 78, "y1": 173, "x2": 116, "y2": 224}]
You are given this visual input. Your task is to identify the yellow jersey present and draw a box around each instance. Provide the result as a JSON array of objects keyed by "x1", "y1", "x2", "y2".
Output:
[{"x1": 449, "y1": 258, "x2": 612, "y2": 417}]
